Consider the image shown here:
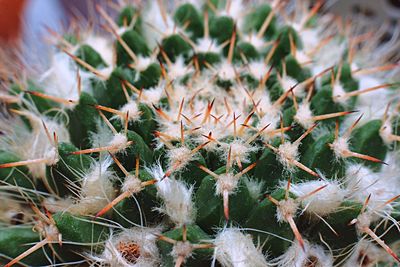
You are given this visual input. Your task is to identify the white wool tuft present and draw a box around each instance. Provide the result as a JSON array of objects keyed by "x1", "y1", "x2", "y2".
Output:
[
  {"x1": 276, "y1": 198, "x2": 298, "y2": 222},
  {"x1": 244, "y1": 34, "x2": 265, "y2": 51},
  {"x1": 146, "y1": 162, "x2": 166, "y2": 182},
  {"x1": 90, "y1": 227, "x2": 161, "y2": 267},
  {"x1": 142, "y1": 2, "x2": 174, "y2": 48},
  {"x1": 332, "y1": 83, "x2": 348, "y2": 104},
  {"x1": 258, "y1": 112, "x2": 280, "y2": 134},
  {"x1": 171, "y1": 241, "x2": 193, "y2": 262},
  {"x1": 277, "y1": 142, "x2": 299, "y2": 171},
  {"x1": 275, "y1": 240, "x2": 333, "y2": 267},
  {"x1": 380, "y1": 119, "x2": 394, "y2": 144},
  {"x1": 134, "y1": 56, "x2": 153, "y2": 72},
  {"x1": 298, "y1": 29, "x2": 319, "y2": 49},
  {"x1": 295, "y1": 50, "x2": 311, "y2": 65},
  {"x1": 343, "y1": 240, "x2": 390, "y2": 267},
  {"x1": 248, "y1": 61, "x2": 269, "y2": 80},
  {"x1": 253, "y1": 90, "x2": 273, "y2": 114},
  {"x1": 345, "y1": 161, "x2": 400, "y2": 213},
  {"x1": 107, "y1": 133, "x2": 129, "y2": 154},
  {"x1": 243, "y1": 177, "x2": 265, "y2": 201},
  {"x1": 119, "y1": 101, "x2": 141, "y2": 122},
  {"x1": 141, "y1": 86, "x2": 164, "y2": 105},
  {"x1": 68, "y1": 158, "x2": 116, "y2": 215},
  {"x1": 214, "y1": 228, "x2": 270, "y2": 267},
  {"x1": 0, "y1": 111, "x2": 69, "y2": 179},
  {"x1": 196, "y1": 37, "x2": 220, "y2": 53},
  {"x1": 39, "y1": 52, "x2": 88, "y2": 102},
  {"x1": 218, "y1": 61, "x2": 236, "y2": 81},
  {"x1": 155, "y1": 177, "x2": 195, "y2": 226},
  {"x1": 280, "y1": 76, "x2": 305, "y2": 97},
  {"x1": 43, "y1": 147, "x2": 59, "y2": 166},
  {"x1": 168, "y1": 56, "x2": 191, "y2": 80},
  {"x1": 330, "y1": 136, "x2": 349, "y2": 159},
  {"x1": 220, "y1": 0, "x2": 244, "y2": 21},
  {"x1": 216, "y1": 173, "x2": 238, "y2": 196},
  {"x1": 294, "y1": 102, "x2": 313, "y2": 129},
  {"x1": 221, "y1": 140, "x2": 258, "y2": 164},
  {"x1": 289, "y1": 180, "x2": 345, "y2": 216},
  {"x1": 167, "y1": 146, "x2": 195, "y2": 172},
  {"x1": 122, "y1": 175, "x2": 143, "y2": 194},
  {"x1": 352, "y1": 77, "x2": 391, "y2": 122}
]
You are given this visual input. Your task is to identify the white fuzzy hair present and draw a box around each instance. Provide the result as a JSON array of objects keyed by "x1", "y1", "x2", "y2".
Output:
[
  {"x1": 39, "y1": 52, "x2": 91, "y2": 102},
  {"x1": 0, "y1": 110, "x2": 69, "y2": 179},
  {"x1": 276, "y1": 142, "x2": 300, "y2": 173},
  {"x1": 140, "y1": 86, "x2": 164, "y2": 105},
  {"x1": 289, "y1": 179, "x2": 346, "y2": 216},
  {"x1": 294, "y1": 102, "x2": 313, "y2": 129},
  {"x1": 213, "y1": 227, "x2": 270, "y2": 267},
  {"x1": 108, "y1": 133, "x2": 130, "y2": 154},
  {"x1": 219, "y1": 140, "x2": 259, "y2": 165},
  {"x1": 118, "y1": 101, "x2": 141, "y2": 122},
  {"x1": 134, "y1": 56, "x2": 153, "y2": 72},
  {"x1": 166, "y1": 146, "x2": 197, "y2": 173},
  {"x1": 142, "y1": 2, "x2": 175, "y2": 48},
  {"x1": 342, "y1": 240, "x2": 390, "y2": 267},
  {"x1": 217, "y1": 61, "x2": 237, "y2": 81},
  {"x1": 67, "y1": 157, "x2": 116, "y2": 215},
  {"x1": 275, "y1": 240, "x2": 333, "y2": 267},
  {"x1": 150, "y1": 163, "x2": 195, "y2": 226},
  {"x1": 196, "y1": 37, "x2": 220, "y2": 53},
  {"x1": 168, "y1": 56, "x2": 192, "y2": 80},
  {"x1": 330, "y1": 136, "x2": 350, "y2": 160},
  {"x1": 89, "y1": 226, "x2": 161, "y2": 267},
  {"x1": 215, "y1": 173, "x2": 239, "y2": 196},
  {"x1": 346, "y1": 153, "x2": 400, "y2": 213}
]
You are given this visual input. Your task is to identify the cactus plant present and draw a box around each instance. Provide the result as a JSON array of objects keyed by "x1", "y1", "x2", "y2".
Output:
[{"x1": 0, "y1": 1, "x2": 400, "y2": 266}]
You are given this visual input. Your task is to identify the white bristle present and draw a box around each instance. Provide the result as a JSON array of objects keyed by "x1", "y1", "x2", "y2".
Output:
[
  {"x1": 68, "y1": 157, "x2": 116, "y2": 215},
  {"x1": 277, "y1": 142, "x2": 299, "y2": 172},
  {"x1": 213, "y1": 228, "x2": 270, "y2": 267},
  {"x1": 289, "y1": 180, "x2": 345, "y2": 216},
  {"x1": 294, "y1": 102, "x2": 313, "y2": 129},
  {"x1": 108, "y1": 133, "x2": 129, "y2": 154},
  {"x1": 275, "y1": 240, "x2": 333, "y2": 267},
  {"x1": 153, "y1": 164, "x2": 195, "y2": 226}
]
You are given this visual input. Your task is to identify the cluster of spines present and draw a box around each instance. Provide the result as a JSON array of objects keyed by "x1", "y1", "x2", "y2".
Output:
[{"x1": 0, "y1": 0, "x2": 399, "y2": 266}]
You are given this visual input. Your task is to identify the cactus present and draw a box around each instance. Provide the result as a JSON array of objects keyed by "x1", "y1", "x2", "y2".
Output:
[{"x1": 0, "y1": 1, "x2": 399, "y2": 266}]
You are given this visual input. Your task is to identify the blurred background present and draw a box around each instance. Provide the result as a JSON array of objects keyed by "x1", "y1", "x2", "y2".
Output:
[{"x1": 0, "y1": 0, "x2": 399, "y2": 61}]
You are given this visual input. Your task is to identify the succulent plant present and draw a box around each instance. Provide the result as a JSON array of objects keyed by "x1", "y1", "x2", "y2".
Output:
[{"x1": 0, "y1": 1, "x2": 399, "y2": 266}]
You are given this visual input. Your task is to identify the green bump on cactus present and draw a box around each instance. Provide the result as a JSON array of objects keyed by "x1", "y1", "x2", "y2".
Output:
[
  {"x1": 117, "y1": 6, "x2": 142, "y2": 32},
  {"x1": 67, "y1": 92, "x2": 100, "y2": 148},
  {"x1": 174, "y1": 3, "x2": 204, "y2": 40},
  {"x1": 0, "y1": 151, "x2": 33, "y2": 189},
  {"x1": 161, "y1": 34, "x2": 192, "y2": 62},
  {"x1": 209, "y1": 16, "x2": 235, "y2": 45},
  {"x1": 0, "y1": 226, "x2": 50, "y2": 266},
  {"x1": 53, "y1": 212, "x2": 109, "y2": 246},
  {"x1": 0, "y1": 1, "x2": 399, "y2": 266},
  {"x1": 75, "y1": 44, "x2": 107, "y2": 69},
  {"x1": 46, "y1": 142, "x2": 92, "y2": 196},
  {"x1": 243, "y1": 4, "x2": 276, "y2": 39},
  {"x1": 117, "y1": 30, "x2": 150, "y2": 66}
]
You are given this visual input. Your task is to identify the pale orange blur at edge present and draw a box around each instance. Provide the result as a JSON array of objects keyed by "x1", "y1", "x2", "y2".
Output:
[{"x1": 0, "y1": 0, "x2": 27, "y2": 43}]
